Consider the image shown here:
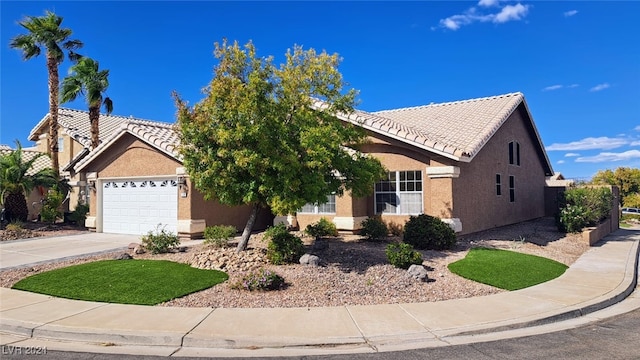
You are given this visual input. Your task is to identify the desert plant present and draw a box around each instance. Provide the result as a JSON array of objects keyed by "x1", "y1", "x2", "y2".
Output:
[
  {"x1": 305, "y1": 217, "x2": 338, "y2": 239},
  {"x1": 230, "y1": 268, "x2": 285, "y2": 291},
  {"x1": 386, "y1": 243, "x2": 423, "y2": 269},
  {"x1": 360, "y1": 217, "x2": 388, "y2": 241},
  {"x1": 40, "y1": 189, "x2": 65, "y2": 224},
  {"x1": 264, "y1": 224, "x2": 305, "y2": 265},
  {"x1": 67, "y1": 203, "x2": 89, "y2": 225},
  {"x1": 557, "y1": 186, "x2": 613, "y2": 233},
  {"x1": 203, "y1": 225, "x2": 237, "y2": 248},
  {"x1": 141, "y1": 224, "x2": 180, "y2": 254},
  {"x1": 386, "y1": 221, "x2": 404, "y2": 237},
  {"x1": 403, "y1": 214, "x2": 456, "y2": 250}
]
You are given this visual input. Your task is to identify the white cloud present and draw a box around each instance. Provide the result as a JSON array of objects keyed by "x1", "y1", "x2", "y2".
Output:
[
  {"x1": 590, "y1": 83, "x2": 610, "y2": 92},
  {"x1": 564, "y1": 10, "x2": 578, "y2": 17},
  {"x1": 546, "y1": 137, "x2": 628, "y2": 151},
  {"x1": 557, "y1": 160, "x2": 565, "y2": 164},
  {"x1": 634, "y1": 126, "x2": 640, "y2": 131},
  {"x1": 437, "y1": 2, "x2": 530, "y2": 30},
  {"x1": 494, "y1": 3, "x2": 530, "y2": 23},
  {"x1": 631, "y1": 141, "x2": 640, "y2": 146},
  {"x1": 543, "y1": 85, "x2": 563, "y2": 91},
  {"x1": 568, "y1": 84, "x2": 579, "y2": 88},
  {"x1": 565, "y1": 153, "x2": 580, "y2": 157},
  {"x1": 478, "y1": 0, "x2": 500, "y2": 7},
  {"x1": 576, "y1": 150, "x2": 640, "y2": 163}
]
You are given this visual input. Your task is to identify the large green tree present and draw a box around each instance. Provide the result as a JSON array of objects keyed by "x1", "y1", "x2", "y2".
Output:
[
  {"x1": 591, "y1": 167, "x2": 640, "y2": 205},
  {"x1": 61, "y1": 56, "x2": 113, "y2": 150},
  {"x1": 174, "y1": 40, "x2": 385, "y2": 252},
  {"x1": 0, "y1": 141, "x2": 58, "y2": 222},
  {"x1": 10, "y1": 10, "x2": 83, "y2": 176}
]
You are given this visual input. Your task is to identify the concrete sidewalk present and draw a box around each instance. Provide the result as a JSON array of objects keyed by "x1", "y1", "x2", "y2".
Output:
[
  {"x1": 0, "y1": 228, "x2": 638, "y2": 357},
  {"x1": 0, "y1": 233, "x2": 141, "y2": 270}
]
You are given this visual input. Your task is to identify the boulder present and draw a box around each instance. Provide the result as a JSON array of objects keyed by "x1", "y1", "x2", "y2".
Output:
[
  {"x1": 299, "y1": 253, "x2": 321, "y2": 266},
  {"x1": 114, "y1": 253, "x2": 133, "y2": 260},
  {"x1": 133, "y1": 245, "x2": 145, "y2": 254},
  {"x1": 128, "y1": 242, "x2": 140, "y2": 249},
  {"x1": 406, "y1": 264, "x2": 428, "y2": 281}
]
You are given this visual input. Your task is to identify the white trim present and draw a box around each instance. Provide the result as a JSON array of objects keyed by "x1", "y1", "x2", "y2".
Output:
[
  {"x1": 333, "y1": 216, "x2": 368, "y2": 230},
  {"x1": 178, "y1": 219, "x2": 206, "y2": 234},
  {"x1": 441, "y1": 218, "x2": 462, "y2": 233},
  {"x1": 426, "y1": 166, "x2": 460, "y2": 179},
  {"x1": 85, "y1": 216, "x2": 97, "y2": 229}
]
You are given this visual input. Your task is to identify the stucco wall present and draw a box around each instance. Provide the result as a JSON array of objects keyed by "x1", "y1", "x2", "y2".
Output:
[
  {"x1": 453, "y1": 106, "x2": 548, "y2": 234},
  {"x1": 189, "y1": 189, "x2": 273, "y2": 232}
]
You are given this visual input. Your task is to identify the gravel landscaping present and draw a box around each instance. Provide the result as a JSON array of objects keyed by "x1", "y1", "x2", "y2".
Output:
[{"x1": 0, "y1": 217, "x2": 588, "y2": 308}]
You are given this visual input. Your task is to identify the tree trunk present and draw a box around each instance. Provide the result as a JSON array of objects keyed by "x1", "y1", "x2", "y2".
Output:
[
  {"x1": 5, "y1": 192, "x2": 28, "y2": 222},
  {"x1": 236, "y1": 202, "x2": 260, "y2": 252},
  {"x1": 47, "y1": 53, "x2": 60, "y2": 177},
  {"x1": 89, "y1": 106, "x2": 100, "y2": 149}
]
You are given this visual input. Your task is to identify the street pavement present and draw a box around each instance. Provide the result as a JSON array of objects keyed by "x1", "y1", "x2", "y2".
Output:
[{"x1": 0, "y1": 228, "x2": 638, "y2": 358}]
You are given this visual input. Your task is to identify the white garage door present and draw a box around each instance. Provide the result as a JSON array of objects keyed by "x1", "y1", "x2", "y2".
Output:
[{"x1": 102, "y1": 179, "x2": 178, "y2": 235}]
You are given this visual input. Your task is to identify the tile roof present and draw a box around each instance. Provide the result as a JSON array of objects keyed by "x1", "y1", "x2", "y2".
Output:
[
  {"x1": 28, "y1": 108, "x2": 172, "y2": 148},
  {"x1": 0, "y1": 148, "x2": 52, "y2": 176},
  {"x1": 73, "y1": 120, "x2": 180, "y2": 172}
]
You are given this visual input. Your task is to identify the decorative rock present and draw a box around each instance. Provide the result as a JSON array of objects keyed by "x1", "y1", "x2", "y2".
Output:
[
  {"x1": 299, "y1": 253, "x2": 321, "y2": 266},
  {"x1": 406, "y1": 264, "x2": 429, "y2": 281},
  {"x1": 114, "y1": 253, "x2": 132, "y2": 260},
  {"x1": 133, "y1": 245, "x2": 145, "y2": 254},
  {"x1": 128, "y1": 242, "x2": 140, "y2": 249}
]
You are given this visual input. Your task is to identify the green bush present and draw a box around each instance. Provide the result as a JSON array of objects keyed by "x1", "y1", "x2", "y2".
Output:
[
  {"x1": 230, "y1": 268, "x2": 285, "y2": 291},
  {"x1": 557, "y1": 187, "x2": 613, "y2": 233},
  {"x1": 360, "y1": 217, "x2": 388, "y2": 241},
  {"x1": 305, "y1": 217, "x2": 338, "y2": 238},
  {"x1": 623, "y1": 193, "x2": 640, "y2": 208},
  {"x1": 68, "y1": 203, "x2": 89, "y2": 225},
  {"x1": 141, "y1": 224, "x2": 180, "y2": 254},
  {"x1": 403, "y1": 214, "x2": 456, "y2": 250},
  {"x1": 264, "y1": 224, "x2": 305, "y2": 265},
  {"x1": 386, "y1": 243, "x2": 423, "y2": 269},
  {"x1": 40, "y1": 190, "x2": 65, "y2": 224},
  {"x1": 386, "y1": 221, "x2": 404, "y2": 237},
  {"x1": 203, "y1": 225, "x2": 237, "y2": 248}
]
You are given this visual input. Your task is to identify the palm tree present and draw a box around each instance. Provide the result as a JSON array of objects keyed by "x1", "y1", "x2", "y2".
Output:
[
  {"x1": 10, "y1": 10, "x2": 83, "y2": 176},
  {"x1": 61, "y1": 57, "x2": 113, "y2": 149},
  {"x1": 0, "y1": 141, "x2": 58, "y2": 222}
]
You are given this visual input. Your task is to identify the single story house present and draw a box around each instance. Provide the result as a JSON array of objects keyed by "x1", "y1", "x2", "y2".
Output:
[{"x1": 29, "y1": 92, "x2": 555, "y2": 238}]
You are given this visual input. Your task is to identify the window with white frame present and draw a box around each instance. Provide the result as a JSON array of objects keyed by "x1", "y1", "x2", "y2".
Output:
[
  {"x1": 299, "y1": 194, "x2": 336, "y2": 214},
  {"x1": 375, "y1": 170, "x2": 423, "y2": 215}
]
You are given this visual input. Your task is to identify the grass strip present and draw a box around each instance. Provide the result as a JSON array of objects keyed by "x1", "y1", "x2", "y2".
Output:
[
  {"x1": 12, "y1": 259, "x2": 228, "y2": 305},
  {"x1": 448, "y1": 247, "x2": 568, "y2": 291}
]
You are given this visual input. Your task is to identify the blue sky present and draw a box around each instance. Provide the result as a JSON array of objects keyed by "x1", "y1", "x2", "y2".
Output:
[{"x1": 1, "y1": 1, "x2": 639, "y2": 180}]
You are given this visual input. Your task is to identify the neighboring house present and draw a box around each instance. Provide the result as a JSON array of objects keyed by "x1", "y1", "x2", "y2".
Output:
[
  {"x1": 30, "y1": 92, "x2": 555, "y2": 238},
  {"x1": 287, "y1": 92, "x2": 554, "y2": 236},
  {"x1": 0, "y1": 146, "x2": 52, "y2": 221}
]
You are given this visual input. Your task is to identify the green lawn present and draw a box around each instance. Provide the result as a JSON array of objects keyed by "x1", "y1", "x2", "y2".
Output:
[
  {"x1": 447, "y1": 247, "x2": 568, "y2": 291},
  {"x1": 12, "y1": 259, "x2": 228, "y2": 305}
]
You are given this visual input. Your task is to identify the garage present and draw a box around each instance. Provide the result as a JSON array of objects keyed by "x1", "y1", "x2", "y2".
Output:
[{"x1": 102, "y1": 178, "x2": 178, "y2": 235}]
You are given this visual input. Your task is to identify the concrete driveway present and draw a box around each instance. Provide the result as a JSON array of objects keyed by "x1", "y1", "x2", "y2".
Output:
[{"x1": 0, "y1": 233, "x2": 140, "y2": 270}]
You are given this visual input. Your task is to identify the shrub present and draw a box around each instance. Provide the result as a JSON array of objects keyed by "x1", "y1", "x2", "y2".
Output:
[
  {"x1": 623, "y1": 193, "x2": 640, "y2": 209},
  {"x1": 203, "y1": 225, "x2": 237, "y2": 248},
  {"x1": 68, "y1": 203, "x2": 89, "y2": 226},
  {"x1": 5, "y1": 221, "x2": 24, "y2": 232},
  {"x1": 403, "y1": 214, "x2": 456, "y2": 250},
  {"x1": 557, "y1": 187, "x2": 613, "y2": 233},
  {"x1": 230, "y1": 268, "x2": 285, "y2": 291},
  {"x1": 360, "y1": 217, "x2": 388, "y2": 241},
  {"x1": 264, "y1": 224, "x2": 305, "y2": 265},
  {"x1": 305, "y1": 217, "x2": 338, "y2": 238},
  {"x1": 387, "y1": 221, "x2": 404, "y2": 237},
  {"x1": 141, "y1": 224, "x2": 180, "y2": 254},
  {"x1": 386, "y1": 243, "x2": 423, "y2": 269},
  {"x1": 40, "y1": 190, "x2": 65, "y2": 224}
]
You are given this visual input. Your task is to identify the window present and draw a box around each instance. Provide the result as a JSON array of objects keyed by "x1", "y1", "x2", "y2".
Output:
[
  {"x1": 375, "y1": 170, "x2": 423, "y2": 215},
  {"x1": 299, "y1": 194, "x2": 336, "y2": 214},
  {"x1": 508, "y1": 141, "x2": 520, "y2": 166},
  {"x1": 509, "y1": 175, "x2": 515, "y2": 202},
  {"x1": 58, "y1": 137, "x2": 64, "y2": 152},
  {"x1": 496, "y1": 174, "x2": 502, "y2": 196}
]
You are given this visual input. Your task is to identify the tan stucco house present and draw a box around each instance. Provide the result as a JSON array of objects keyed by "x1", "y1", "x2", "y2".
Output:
[{"x1": 27, "y1": 92, "x2": 554, "y2": 238}]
